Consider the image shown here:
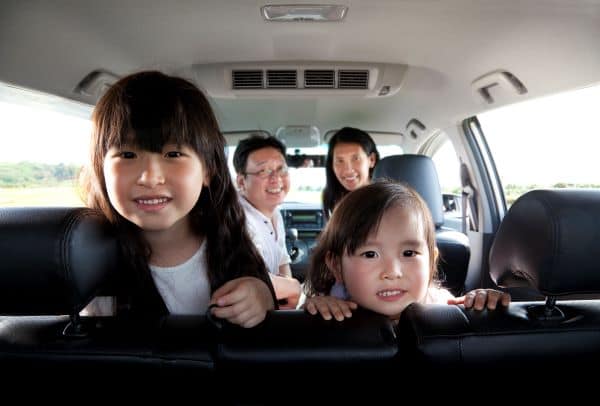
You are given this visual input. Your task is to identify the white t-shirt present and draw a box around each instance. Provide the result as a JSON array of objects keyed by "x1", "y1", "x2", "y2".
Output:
[
  {"x1": 240, "y1": 196, "x2": 291, "y2": 275},
  {"x1": 82, "y1": 243, "x2": 210, "y2": 317},
  {"x1": 149, "y1": 242, "x2": 211, "y2": 315}
]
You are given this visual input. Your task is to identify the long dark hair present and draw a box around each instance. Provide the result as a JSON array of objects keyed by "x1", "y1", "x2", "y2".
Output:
[
  {"x1": 322, "y1": 127, "x2": 379, "y2": 219},
  {"x1": 306, "y1": 181, "x2": 438, "y2": 296},
  {"x1": 81, "y1": 70, "x2": 275, "y2": 312}
]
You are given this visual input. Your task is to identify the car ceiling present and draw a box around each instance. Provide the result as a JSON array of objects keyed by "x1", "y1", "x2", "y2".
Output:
[{"x1": 2, "y1": 0, "x2": 600, "y2": 141}]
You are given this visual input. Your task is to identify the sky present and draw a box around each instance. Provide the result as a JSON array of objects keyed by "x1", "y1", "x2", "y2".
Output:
[
  {"x1": 0, "y1": 99, "x2": 91, "y2": 165},
  {"x1": 479, "y1": 83, "x2": 600, "y2": 186}
]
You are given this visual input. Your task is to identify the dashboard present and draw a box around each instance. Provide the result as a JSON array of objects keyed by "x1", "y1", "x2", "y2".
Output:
[{"x1": 280, "y1": 202, "x2": 324, "y2": 282}]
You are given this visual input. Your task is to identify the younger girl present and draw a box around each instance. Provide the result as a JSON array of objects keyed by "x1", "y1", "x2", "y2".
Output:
[
  {"x1": 305, "y1": 181, "x2": 510, "y2": 321},
  {"x1": 81, "y1": 71, "x2": 276, "y2": 327}
]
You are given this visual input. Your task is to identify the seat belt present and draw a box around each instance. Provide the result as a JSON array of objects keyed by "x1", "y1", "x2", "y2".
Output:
[{"x1": 460, "y1": 162, "x2": 479, "y2": 233}]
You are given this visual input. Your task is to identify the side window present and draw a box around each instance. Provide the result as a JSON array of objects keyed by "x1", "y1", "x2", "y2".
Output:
[
  {"x1": 431, "y1": 136, "x2": 462, "y2": 231},
  {"x1": 432, "y1": 139, "x2": 461, "y2": 196},
  {"x1": 478, "y1": 83, "x2": 600, "y2": 206},
  {"x1": 0, "y1": 82, "x2": 92, "y2": 207}
]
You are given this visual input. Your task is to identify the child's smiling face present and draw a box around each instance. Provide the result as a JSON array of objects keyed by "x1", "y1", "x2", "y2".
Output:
[
  {"x1": 103, "y1": 142, "x2": 207, "y2": 234},
  {"x1": 334, "y1": 204, "x2": 430, "y2": 319}
]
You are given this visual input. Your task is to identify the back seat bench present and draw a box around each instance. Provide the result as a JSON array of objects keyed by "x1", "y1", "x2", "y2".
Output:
[
  {"x1": 397, "y1": 189, "x2": 600, "y2": 377},
  {"x1": 5, "y1": 193, "x2": 600, "y2": 389},
  {"x1": 0, "y1": 207, "x2": 396, "y2": 388}
]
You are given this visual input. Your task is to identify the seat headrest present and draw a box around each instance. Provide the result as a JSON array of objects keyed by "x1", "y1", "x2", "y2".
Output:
[
  {"x1": 373, "y1": 154, "x2": 444, "y2": 227},
  {"x1": 0, "y1": 207, "x2": 118, "y2": 315},
  {"x1": 490, "y1": 189, "x2": 600, "y2": 296}
]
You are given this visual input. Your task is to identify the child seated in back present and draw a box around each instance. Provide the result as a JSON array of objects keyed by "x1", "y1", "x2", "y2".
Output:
[
  {"x1": 81, "y1": 71, "x2": 275, "y2": 327},
  {"x1": 304, "y1": 180, "x2": 510, "y2": 321}
]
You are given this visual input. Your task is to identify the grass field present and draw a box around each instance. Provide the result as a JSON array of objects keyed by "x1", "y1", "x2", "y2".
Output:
[{"x1": 0, "y1": 185, "x2": 83, "y2": 207}]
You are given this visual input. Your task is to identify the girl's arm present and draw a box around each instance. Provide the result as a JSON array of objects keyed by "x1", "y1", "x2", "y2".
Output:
[
  {"x1": 269, "y1": 272, "x2": 301, "y2": 309},
  {"x1": 447, "y1": 289, "x2": 511, "y2": 310},
  {"x1": 209, "y1": 276, "x2": 275, "y2": 328}
]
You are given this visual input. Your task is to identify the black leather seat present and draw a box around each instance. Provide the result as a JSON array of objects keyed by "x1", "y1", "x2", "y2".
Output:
[
  {"x1": 0, "y1": 207, "x2": 398, "y2": 392},
  {"x1": 397, "y1": 189, "x2": 600, "y2": 377},
  {"x1": 0, "y1": 207, "x2": 118, "y2": 316},
  {"x1": 373, "y1": 154, "x2": 469, "y2": 295},
  {"x1": 0, "y1": 207, "x2": 216, "y2": 382}
]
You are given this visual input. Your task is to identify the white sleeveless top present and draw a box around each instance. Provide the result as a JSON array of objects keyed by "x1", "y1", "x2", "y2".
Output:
[{"x1": 149, "y1": 242, "x2": 210, "y2": 315}]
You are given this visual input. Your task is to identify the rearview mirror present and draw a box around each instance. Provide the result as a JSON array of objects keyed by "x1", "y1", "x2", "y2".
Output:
[
  {"x1": 286, "y1": 152, "x2": 325, "y2": 168},
  {"x1": 276, "y1": 125, "x2": 321, "y2": 148}
]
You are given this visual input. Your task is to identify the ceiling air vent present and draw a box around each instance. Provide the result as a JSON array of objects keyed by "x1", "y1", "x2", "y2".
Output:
[
  {"x1": 304, "y1": 70, "x2": 335, "y2": 88},
  {"x1": 267, "y1": 70, "x2": 297, "y2": 88},
  {"x1": 201, "y1": 63, "x2": 407, "y2": 97},
  {"x1": 232, "y1": 70, "x2": 263, "y2": 89},
  {"x1": 338, "y1": 70, "x2": 369, "y2": 89}
]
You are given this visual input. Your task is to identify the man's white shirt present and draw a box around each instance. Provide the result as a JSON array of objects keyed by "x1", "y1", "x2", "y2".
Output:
[{"x1": 240, "y1": 196, "x2": 291, "y2": 275}]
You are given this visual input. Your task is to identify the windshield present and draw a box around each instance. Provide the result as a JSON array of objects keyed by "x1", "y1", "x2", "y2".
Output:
[{"x1": 226, "y1": 142, "x2": 403, "y2": 205}]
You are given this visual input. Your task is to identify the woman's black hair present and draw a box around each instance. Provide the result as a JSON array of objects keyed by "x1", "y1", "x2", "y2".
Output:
[{"x1": 322, "y1": 127, "x2": 380, "y2": 219}]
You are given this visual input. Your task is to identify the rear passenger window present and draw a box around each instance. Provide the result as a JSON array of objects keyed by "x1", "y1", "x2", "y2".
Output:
[
  {"x1": 0, "y1": 82, "x2": 91, "y2": 207},
  {"x1": 432, "y1": 137, "x2": 461, "y2": 197},
  {"x1": 478, "y1": 83, "x2": 600, "y2": 206},
  {"x1": 431, "y1": 135, "x2": 462, "y2": 231}
]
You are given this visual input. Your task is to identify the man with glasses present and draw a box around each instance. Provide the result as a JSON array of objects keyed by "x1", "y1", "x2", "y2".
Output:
[{"x1": 234, "y1": 135, "x2": 301, "y2": 309}]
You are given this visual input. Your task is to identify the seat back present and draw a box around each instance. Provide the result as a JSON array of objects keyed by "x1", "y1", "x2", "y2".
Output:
[
  {"x1": 373, "y1": 154, "x2": 469, "y2": 295},
  {"x1": 490, "y1": 189, "x2": 600, "y2": 296},
  {"x1": 0, "y1": 207, "x2": 119, "y2": 315},
  {"x1": 397, "y1": 189, "x2": 600, "y2": 375},
  {"x1": 0, "y1": 207, "x2": 395, "y2": 388},
  {"x1": 373, "y1": 154, "x2": 444, "y2": 226}
]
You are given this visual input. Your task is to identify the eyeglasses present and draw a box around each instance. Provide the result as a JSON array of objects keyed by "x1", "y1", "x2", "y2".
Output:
[{"x1": 244, "y1": 166, "x2": 289, "y2": 179}]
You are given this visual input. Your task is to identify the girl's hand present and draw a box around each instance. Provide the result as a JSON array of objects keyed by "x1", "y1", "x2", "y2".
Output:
[
  {"x1": 269, "y1": 274, "x2": 302, "y2": 309},
  {"x1": 210, "y1": 276, "x2": 275, "y2": 328},
  {"x1": 303, "y1": 295, "x2": 358, "y2": 321},
  {"x1": 448, "y1": 289, "x2": 511, "y2": 311}
]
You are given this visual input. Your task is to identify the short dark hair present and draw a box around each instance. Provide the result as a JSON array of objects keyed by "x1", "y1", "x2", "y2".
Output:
[{"x1": 233, "y1": 134, "x2": 287, "y2": 174}]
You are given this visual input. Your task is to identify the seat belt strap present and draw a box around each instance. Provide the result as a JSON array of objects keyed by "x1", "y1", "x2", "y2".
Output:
[{"x1": 460, "y1": 163, "x2": 479, "y2": 232}]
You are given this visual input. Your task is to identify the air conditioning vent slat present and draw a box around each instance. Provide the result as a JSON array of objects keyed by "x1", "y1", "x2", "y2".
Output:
[
  {"x1": 267, "y1": 70, "x2": 297, "y2": 88},
  {"x1": 229, "y1": 66, "x2": 384, "y2": 93},
  {"x1": 338, "y1": 70, "x2": 369, "y2": 89},
  {"x1": 232, "y1": 70, "x2": 263, "y2": 89},
  {"x1": 305, "y1": 70, "x2": 335, "y2": 88}
]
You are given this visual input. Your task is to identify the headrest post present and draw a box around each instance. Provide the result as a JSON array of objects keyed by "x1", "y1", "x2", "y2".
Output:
[
  {"x1": 526, "y1": 295, "x2": 565, "y2": 322},
  {"x1": 544, "y1": 296, "x2": 557, "y2": 318},
  {"x1": 62, "y1": 312, "x2": 88, "y2": 338}
]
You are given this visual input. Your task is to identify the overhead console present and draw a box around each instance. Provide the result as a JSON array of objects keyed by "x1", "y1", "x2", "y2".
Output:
[{"x1": 192, "y1": 61, "x2": 408, "y2": 98}]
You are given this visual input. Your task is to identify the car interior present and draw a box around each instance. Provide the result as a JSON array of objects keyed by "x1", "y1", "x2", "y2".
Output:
[{"x1": 2, "y1": 0, "x2": 600, "y2": 395}]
